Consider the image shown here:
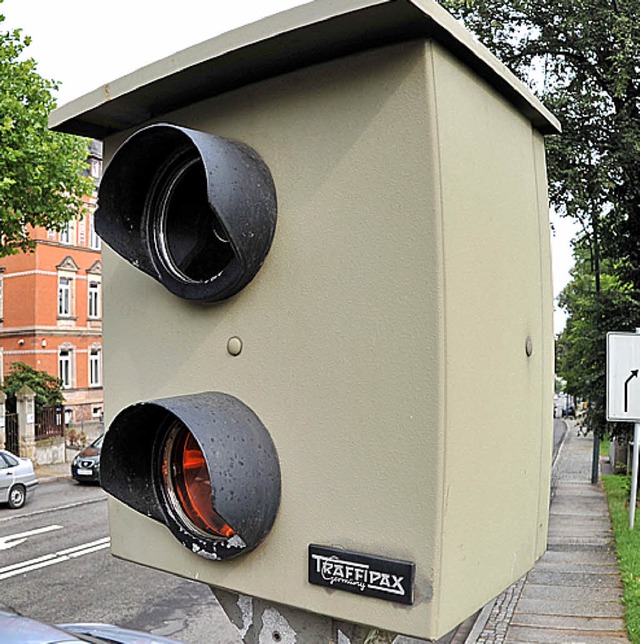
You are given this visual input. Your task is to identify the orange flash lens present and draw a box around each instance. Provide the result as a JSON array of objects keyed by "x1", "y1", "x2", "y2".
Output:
[{"x1": 164, "y1": 422, "x2": 234, "y2": 538}]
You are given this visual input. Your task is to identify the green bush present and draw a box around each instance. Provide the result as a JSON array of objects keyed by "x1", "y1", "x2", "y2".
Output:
[{"x1": 2, "y1": 361, "x2": 64, "y2": 413}]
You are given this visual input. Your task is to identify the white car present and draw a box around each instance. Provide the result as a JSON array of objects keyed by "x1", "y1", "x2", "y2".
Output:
[
  {"x1": 0, "y1": 609, "x2": 182, "y2": 643},
  {"x1": 0, "y1": 449, "x2": 39, "y2": 508}
]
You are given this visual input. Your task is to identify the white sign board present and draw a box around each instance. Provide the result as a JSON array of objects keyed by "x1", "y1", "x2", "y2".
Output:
[{"x1": 607, "y1": 332, "x2": 640, "y2": 421}]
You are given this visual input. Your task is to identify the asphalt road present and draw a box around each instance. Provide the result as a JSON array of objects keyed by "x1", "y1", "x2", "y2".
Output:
[
  {"x1": 0, "y1": 477, "x2": 241, "y2": 643},
  {"x1": 553, "y1": 417, "x2": 568, "y2": 458}
]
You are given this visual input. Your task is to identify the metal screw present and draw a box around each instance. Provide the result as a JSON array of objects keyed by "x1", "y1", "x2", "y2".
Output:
[{"x1": 227, "y1": 336, "x2": 243, "y2": 356}]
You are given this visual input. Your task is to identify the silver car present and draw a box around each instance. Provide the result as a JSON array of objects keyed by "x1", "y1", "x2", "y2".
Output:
[
  {"x1": 0, "y1": 609, "x2": 182, "y2": 643},
  {"x1": 0, "y1": 449, "x2": 38, "y2": 509}
]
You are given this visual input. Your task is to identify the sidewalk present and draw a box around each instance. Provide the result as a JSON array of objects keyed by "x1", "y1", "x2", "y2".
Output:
[
  {"x1": 473, "y1": 425, "x2": 628, "y2": 643},
  {"x1": 35, "y1": 460, "x2": 72, "y2": 481},
  {"x1": 34, "y1": 436, "x2": 101, "y2": 482}
]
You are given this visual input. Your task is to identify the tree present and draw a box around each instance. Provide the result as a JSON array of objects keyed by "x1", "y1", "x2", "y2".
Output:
[
  {"x1": 0, "y1": 7, "x2": 93, "y2": 256},
  {"x1": 438, "y1": 1, "x2": 639, "y2": 281},
  {"x1": 2, "y1": 361, "x2": 64, "y2": 413},
  {"x1": 556, "y1": 250, "x2": 639, "y2": 439},
  {"x1": 439, "y1": 0, "x2": 640, "y2": 437}
]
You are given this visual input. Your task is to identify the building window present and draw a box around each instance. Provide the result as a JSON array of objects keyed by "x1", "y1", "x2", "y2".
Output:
[
  {"x1": 60, "y1": 220, "x2": 75, "y2": 245},
  {"x1": 89, "y1": 348, "x2": 101, "y2": 387},
  {"x1": 59, "y1": 350, "x2": 72, "y2": 389},
  {"x1": 56, "y1": 258, "x2": 79, "y2": 326},
  {"x1": 58, "y1": 277, "x2": 72, "y2": 316},
  {"x1": 88, "y1": 281, "x2": 100, "y2": 318},
  {"x1": 89, "y1": 157, "x2": 102, "y2": 179},
  {"x1": 89, "y1": 214, "x2": 100, "y2": 250},
  {"x1": 78, "y1": 218, "x2": 86, "y2": 246}
]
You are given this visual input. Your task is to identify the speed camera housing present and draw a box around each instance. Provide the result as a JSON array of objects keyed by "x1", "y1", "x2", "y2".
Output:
[{"x1": 51, "y1": 0, "x2": 559, "y2": 639}]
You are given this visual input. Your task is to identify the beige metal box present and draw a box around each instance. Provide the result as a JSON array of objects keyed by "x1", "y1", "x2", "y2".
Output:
[{"x1": 51, "y1": 0, "x2": 559, "y2": 639}]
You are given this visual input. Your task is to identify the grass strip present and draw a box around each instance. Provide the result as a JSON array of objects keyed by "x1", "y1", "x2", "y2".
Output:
[{"x1": 603, "y1": 474, "x2": 640, "y2": 642}]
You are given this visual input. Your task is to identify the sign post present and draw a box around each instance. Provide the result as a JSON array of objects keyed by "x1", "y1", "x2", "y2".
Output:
[
  {"x1": 632, "y1": 425, "x2": 640, "y2": 529},
  {"x1": 606, "y1": 330, "x2": 640, "y2": 528}
]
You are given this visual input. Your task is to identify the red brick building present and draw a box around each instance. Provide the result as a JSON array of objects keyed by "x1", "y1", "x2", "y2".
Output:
[{"x1": 0, "y1": 142, "x2": 103, "y2": 423}]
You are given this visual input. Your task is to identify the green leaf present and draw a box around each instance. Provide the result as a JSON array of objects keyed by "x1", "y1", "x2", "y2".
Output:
[{"x1": 0, "y1": 16, "x2": 94, "y2": 256}]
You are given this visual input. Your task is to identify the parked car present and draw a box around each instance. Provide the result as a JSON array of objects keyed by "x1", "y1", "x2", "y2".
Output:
[
  {"x1": 0, "y1": 449, "x2": 38, "y2": 509},
  {"x1": 71, "y1": 434, "x2": 103, "y2": 484},
  {"x1": 0, "y1": 609, "x2": 181, "y2": 643}
]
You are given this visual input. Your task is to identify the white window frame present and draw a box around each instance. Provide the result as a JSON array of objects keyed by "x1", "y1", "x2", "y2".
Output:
[
  {"x1": 89, "y1": 213, "x2": 101, "y2": 250},
  {"x1": 90, "y1": 158, "x2": 102, "y2": 179},
  {"x1": 78, "y1": 217, "x2": 86, "y2": 246},
  {"x1": 58, "y1": 277, "x2": 71, "y2": 317},
  {"x1": 59, "y1": 350, "x2": 73, "y2": 389},
  {"x1": 89, "y1": 348, "x2": 102, "y2": 387},
  {"x1": 88, "y1": 281, "x2": 100, "y2": 319},
  {"x1": 59, "y1": 220, "x2": 75, "y2": 245}
]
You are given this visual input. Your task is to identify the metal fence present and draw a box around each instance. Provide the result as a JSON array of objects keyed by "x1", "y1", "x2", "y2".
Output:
[
  {"x1": 3, "y1": 403, "x2": 104, "y2": 450},
  {"x1": 35, "y1": 406, "x2": 65, "y2": 441},
  {"x1": 5, "y1": 412, "x2": 18, "y2": 454}
]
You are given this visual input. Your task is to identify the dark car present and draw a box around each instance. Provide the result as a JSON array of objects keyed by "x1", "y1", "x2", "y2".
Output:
[
  {"x1": 71, "y1": 434, "x2": 103, "y2": 484},
  {"x1": 0, "y1": 608, "x2": 181, "y2": 643}
]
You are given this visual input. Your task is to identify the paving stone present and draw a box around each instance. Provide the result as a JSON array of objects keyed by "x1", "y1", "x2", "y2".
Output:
[
  {"x1": 547, "y1": 531, "x2": 614, "y2": 542},
  {"x1": 532, "y1": 561, "x2": 619, "y2": 574},
  {"x1": 525, "y1": 571, "x2": 623, "y2": 588},
  {"x1": 509, "y1": 612, "x2": 627, "y2": 632},
  {"x1": 549, "y1": 515, "x2": 612, "y2": 526},
  {"x1": 537, "y1": 550, "x2": 618, "y2": 564},
  {"x1": 520, "y1": 584, "x2": 622, "y2": 601},
  {"x1": 546, "y1": 537, "x2": 617, "y2": 548},
  {"x1": 506, "y1": 626, "x2": 628, "y2": 643},
  {"x1": 514, "y1": 598, "x2": 625, "y2": 618}
]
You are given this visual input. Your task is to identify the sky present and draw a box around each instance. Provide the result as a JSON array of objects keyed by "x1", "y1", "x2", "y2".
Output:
[{"x1": 1, "y1": 0, "x2": 576, "y2": 332}]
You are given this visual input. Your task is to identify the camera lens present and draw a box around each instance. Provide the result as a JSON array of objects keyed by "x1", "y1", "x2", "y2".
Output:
[
  {"x1": 149, "y1": 150, "x2": 234, "y2": 283},
  {"x1": 98, "y1": 124, "x2": 276, "y2": 302},
  {"x1": 160, "y1": 418, "x2": 235, "y2": 539}
]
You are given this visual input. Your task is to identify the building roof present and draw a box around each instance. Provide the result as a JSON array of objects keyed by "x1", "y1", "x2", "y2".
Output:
[{"x1": 49, "y1": 0, "x2": 560, "y2": 138}]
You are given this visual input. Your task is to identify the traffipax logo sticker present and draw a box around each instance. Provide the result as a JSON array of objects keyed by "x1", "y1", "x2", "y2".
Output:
[{"x1": 308, "y1": 545, "x2": 415, "y2": 605}]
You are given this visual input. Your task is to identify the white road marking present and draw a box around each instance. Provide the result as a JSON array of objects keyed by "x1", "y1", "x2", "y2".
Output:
[
  {"x1": 0, "y1": 537, "x2": 110, "y2": 579},
  {"x1": 0, "y1": 524, "x2": 63, "y2": 550},
  {"x1": 0, "y1": 496, "x2": 107, "y2": 525}
]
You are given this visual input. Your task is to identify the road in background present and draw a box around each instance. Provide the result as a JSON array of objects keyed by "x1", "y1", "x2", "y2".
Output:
[
  {"x1": 554, "y1": 418, "x2": 567, "y2": 458},
  {"x1": 0, "y1": 478, "x2": 240, "y2": 643}
]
